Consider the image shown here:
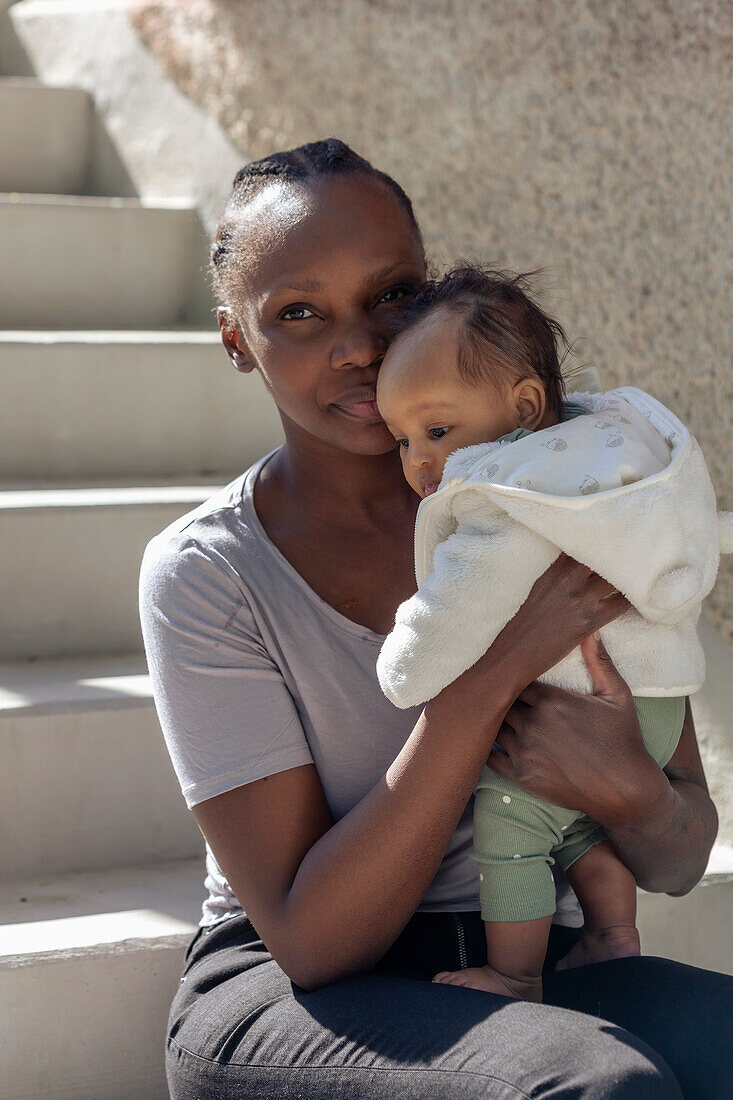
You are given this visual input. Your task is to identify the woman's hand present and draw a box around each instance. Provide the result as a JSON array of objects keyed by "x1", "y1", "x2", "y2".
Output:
[
  {"x1": 488, "y1": 632, "x2": 656, "y2": 823},
  {"x1": 487, "y1": 633, "x2": 718, "y2": 895},
  {"x1": 478, "y1": 553, "x2": 629, "y2": 702}
]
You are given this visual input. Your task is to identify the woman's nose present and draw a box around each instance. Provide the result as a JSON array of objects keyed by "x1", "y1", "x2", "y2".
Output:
[{"x1": 330, "y1": 319, "x2": 387, "y2": 370}]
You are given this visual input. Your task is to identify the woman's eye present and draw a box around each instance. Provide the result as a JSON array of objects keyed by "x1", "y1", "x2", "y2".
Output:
[
  {"x1": 377, "y1": 285, "x2": 411, "y2": 305},
  {"x1": 281, "y1": 305, "x2": 315, "y2": 321},
  {"x1": 430, "y1": 427, "x2": 449, "y2": 439}
]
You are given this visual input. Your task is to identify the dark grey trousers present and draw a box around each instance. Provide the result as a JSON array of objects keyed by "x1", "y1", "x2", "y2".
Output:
[{"x1": 166, "y1": 911, "x2": 733, "y2": 1098}]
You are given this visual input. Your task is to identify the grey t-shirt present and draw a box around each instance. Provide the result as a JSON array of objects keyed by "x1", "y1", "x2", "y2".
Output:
[{"x1": 139, "y1": 451, "x2": 581, "y2": 927}]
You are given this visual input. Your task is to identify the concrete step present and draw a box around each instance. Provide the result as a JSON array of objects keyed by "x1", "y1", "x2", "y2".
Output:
[
  {"x1": 0, "y1": 329, "x2": 283, "y2": 479},
  {"x1": 637, "y1": 855, "x2": 733, "y2": 976},
  {"x1": 0, "y1": 856, "x2": 730, "y2": 1100},
  {"x1": 0, "y1": 636, "x2": 727, "y2": 876},
  {"x1": 0, "y1": 857, "x2": 202, "y2": 1100},
  {"x1": 0, "y1": 193, "x2": 211, "y2": 328},
  {"x1": 690, "y1": 617, "x2": 733, "y2": 856},
  {"x1": 0, "y1": 481, "x2": 225, "y2": 660},
  {"x1": 0, "y1": 78, "x2": 92, "y2": 193},
  {"x1": 0, "y1": 654, "x2": 203, "y2": 877},
  {"x1": 0, "y1": 2, "x2": 34, "y2": 79}
]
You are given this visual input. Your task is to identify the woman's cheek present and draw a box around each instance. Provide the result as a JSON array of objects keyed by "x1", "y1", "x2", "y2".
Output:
[{"x1": 264, "y1": 349, "x2": 320, "y2": 401}]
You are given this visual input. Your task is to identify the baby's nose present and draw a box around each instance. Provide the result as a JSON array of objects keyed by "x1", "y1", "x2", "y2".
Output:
[{"x1": 408, "y1": 445, "x2": 430, "y2": 468}]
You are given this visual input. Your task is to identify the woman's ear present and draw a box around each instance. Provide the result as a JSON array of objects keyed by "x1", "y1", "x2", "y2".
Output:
[
  {"x1": 217, "y1": 307, "x2": 255, "y2": 374},
  {"x1": 513, "y1": 378, "x2": 547, "y2": 430}
]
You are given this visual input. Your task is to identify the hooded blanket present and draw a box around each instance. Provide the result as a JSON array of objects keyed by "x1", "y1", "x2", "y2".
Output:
[{"x1": 377, "y1": 387, "x2": 732, "y2": 708}]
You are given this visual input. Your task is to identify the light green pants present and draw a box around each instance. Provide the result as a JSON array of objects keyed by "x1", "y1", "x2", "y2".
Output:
[{"x1": 473, "y1": 696, "x2": 686, "y2": 922}]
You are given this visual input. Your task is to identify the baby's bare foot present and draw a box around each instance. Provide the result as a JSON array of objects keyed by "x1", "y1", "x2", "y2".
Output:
[
  {"x1": 433, "y1": 965, "x2": 543, "y2": 1002},
  {"x1": 556, "y1": 925, "x2": 641, "y2": 971}
]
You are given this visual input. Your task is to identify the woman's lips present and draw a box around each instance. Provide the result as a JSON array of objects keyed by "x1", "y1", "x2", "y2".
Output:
[
  {"x1": 332, "y1": 388, "x2": 382, "y2": 421},
  {"x1": 339, "y1": 399, "x2": 380, "y2": 419}
]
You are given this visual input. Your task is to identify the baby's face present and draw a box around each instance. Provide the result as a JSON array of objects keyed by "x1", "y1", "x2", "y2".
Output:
[{"x1": 377, "y1": 309, "x2": 519, "y2": 498}]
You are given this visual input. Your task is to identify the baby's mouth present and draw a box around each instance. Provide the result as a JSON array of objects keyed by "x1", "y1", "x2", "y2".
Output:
[{"x1": 421, "y1": 481, "x2": 440, "y2": 497}]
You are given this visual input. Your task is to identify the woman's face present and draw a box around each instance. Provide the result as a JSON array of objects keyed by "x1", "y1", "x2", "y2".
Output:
[{"x1": 218, "y1": 174, "x2": 427, "y2": 456}]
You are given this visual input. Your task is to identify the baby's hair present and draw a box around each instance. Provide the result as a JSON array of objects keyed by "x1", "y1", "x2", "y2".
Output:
[
  {"x1": 210, "y1": 138, "x2": 423, "y2": 312},
  {"x1": 396, "y1": 264, "x2": 569, "y2": 416}
]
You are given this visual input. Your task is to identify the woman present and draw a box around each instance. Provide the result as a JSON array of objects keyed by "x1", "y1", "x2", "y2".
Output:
[{"x1": 140, "y1": 139, "x2": 730, "y2": 1098}]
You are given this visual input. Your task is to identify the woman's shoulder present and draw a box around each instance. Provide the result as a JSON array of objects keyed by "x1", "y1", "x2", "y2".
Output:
[{"x1": 139, "y1": 454, "x2": 273, "y2": 609}]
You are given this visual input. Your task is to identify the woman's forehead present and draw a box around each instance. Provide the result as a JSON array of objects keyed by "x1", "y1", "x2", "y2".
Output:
[
  {"x1": 236, "y1": 182, "x2": 315, "y2": 255},
  {"x1": 232, "y1": 175, "x2": 424, "y2": 295}
]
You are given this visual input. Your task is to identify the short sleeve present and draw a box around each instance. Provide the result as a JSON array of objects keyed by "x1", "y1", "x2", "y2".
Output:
[{"x1": 139, "y1": 531, "x2": 314, "y2": 808}]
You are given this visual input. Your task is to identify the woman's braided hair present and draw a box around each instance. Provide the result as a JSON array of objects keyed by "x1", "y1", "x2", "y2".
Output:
[
  {"x1": 210, "y1": 138, "x2": 423, "y2": 312},
  {"x1": 394, "y1": 263, "x2": 569, "y2": 417}
]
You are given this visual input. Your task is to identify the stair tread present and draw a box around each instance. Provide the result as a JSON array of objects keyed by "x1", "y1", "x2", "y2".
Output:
[
  {"x1": 0, "y1": 481, "x2": 227, "y2": 507},
  {"x1": 703, "y1": 842, "x2": 733, "y2": 879},
  {"x1": 0, "y1": 192, "x2": 194, "y2": 209},
  {"x1": 0, "y1": 328, "x2": 220, "y2": 342},
  {"x1": 0, "y1": 858, "x2": 202, "y2": 966},
  {"x1": 0, "y1": 850, "x2": 729, "y2": 968},
  {"x1": 0, "y1": 653, "x2": 151, "y2": 713},
  {"x1": 0, "y1": 76, "x2": 88, "y2": 93}
]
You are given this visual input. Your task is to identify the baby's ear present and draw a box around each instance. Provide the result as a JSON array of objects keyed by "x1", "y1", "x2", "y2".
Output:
[
  {"x1": 513, "y1": 378, "x2": 547, "y2": 429},
  {"x1": 217, "y1": 307, "x2": 255, "y2": 374}
]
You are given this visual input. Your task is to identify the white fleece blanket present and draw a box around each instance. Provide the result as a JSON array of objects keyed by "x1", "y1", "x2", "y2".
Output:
[{"x1": 377, "y1": 387, "x2": 732, "y2": 708}]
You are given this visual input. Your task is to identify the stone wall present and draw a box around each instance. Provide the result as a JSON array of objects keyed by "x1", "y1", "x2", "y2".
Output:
[{"x1": 130, "y1": 0, "x2": 733, "y2": 637}]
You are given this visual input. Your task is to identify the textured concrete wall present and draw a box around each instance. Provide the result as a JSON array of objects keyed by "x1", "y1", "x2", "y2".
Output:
[{"x1": 129, "y1": 0, "x2": 732, "y2": 637}]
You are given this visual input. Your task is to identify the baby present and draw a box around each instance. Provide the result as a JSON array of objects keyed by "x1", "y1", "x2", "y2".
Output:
[{"x1": 375, "y1": 265, "x2": 728, "y2": 1003}]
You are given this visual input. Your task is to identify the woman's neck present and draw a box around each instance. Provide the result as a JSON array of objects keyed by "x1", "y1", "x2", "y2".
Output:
[
  {"x1": 262, "y1": 429, "x2": 416, "y2": 529},
  {"x1": 253, "y1": 419, "x2": 421, "y2": 636}
]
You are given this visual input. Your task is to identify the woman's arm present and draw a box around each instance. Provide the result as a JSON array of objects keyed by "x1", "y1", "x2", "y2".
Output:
[
  {"x1": 193, "y1": 556, "x2": 627, "y2": 991},
  {"x1": 488, "y1": 635, "x2": 718, "y2": 896},
  {"x1": 604, "y1": 699, "x2": 718, "y2": 895}
]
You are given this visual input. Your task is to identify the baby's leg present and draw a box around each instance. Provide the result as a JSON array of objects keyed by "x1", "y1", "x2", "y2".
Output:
[
  {"x1": 556, "y1": 840, "x2": 640, "y2": 971},
  {"x1": 434, "y1": 916, "x2": 552, "y2": 1002},
  {"x1": 435, "y1": 771, "x2": 573, "y2": 1001}
]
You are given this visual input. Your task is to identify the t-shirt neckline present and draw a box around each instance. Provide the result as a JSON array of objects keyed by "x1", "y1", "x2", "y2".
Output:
[{"x1": 240, "y1": 450, "x2": 388, "y2": 646}]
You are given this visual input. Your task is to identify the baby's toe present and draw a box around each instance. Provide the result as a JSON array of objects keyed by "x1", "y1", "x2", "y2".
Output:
[{"x1": 432, "y1": 970, "x2": 464, "y2": 986}]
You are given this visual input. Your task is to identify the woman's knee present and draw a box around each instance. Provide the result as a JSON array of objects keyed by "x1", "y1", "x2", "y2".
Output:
[
  {"x1": 544, "y1": 1014, "x2": 681, "y2": 1099},
  {"x1": 568, "y1": 1039, "x2": 681, "y2": 1099},
  {"x1": 463, "y1": 998, "x2": 682, "y2": 1100},
  {"x1": 166, "y1": 968, "x2": 683, "y2": 1100}
]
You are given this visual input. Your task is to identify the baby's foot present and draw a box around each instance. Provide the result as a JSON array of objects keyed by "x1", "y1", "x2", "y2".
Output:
[
  {"x1": 433, "y1": 965, "x2": 543, "y2": 1003},
  {"x1": 555, "y1": 925, "x2": 641, "y2": 971}
]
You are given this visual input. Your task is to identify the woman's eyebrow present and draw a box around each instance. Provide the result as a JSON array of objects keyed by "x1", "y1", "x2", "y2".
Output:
[
  {"x1": 263, "y1": 261, "x2": 418, "y2": 303},
  {"x1": 268, "y1": 278, "x2": 324, "y2": 295},
  {"x1": 360, "y1": 261, "x2": 418, "y2": 290}
]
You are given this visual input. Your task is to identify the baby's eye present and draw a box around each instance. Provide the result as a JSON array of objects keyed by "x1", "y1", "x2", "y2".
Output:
[
  {"x1": 430, "y1": 427, "x2": 449, "y2": 439},
  {"x1": 395, "y1": 438, "x2": 409, "y2": 449},
  {"x1": 281, "y1": 305, "x2": 316, "y2": 321}
]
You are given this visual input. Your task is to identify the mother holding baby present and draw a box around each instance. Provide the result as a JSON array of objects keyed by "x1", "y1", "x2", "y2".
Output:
[{"x1": 140, "y1": 139, "x2": 732, "y2": 1099}]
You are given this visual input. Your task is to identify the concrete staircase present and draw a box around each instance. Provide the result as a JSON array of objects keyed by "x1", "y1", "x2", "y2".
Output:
[
  {"x1": 0, "y1": 10, "x2": 281, "y2": 1098},
  {"x1": 0, "y1": 4, "x2": 731, "y2": 1100}
]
